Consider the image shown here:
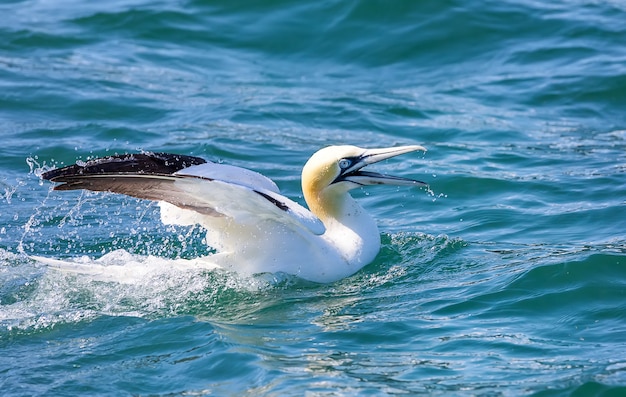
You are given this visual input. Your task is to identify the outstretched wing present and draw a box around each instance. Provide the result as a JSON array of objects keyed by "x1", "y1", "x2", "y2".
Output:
[{"x1": 42, "y1": 152, "x2": 325, "y2": 235}]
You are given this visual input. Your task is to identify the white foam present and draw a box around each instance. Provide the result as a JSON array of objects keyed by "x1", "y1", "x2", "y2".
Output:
[{"x1": 1, "y1": 248, "x2": 282, "y2": 331}]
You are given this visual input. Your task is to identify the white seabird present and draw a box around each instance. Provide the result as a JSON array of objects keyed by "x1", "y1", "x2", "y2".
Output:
[{"x1": 42, "y1": 145, "x2": 427, "y2": 283}]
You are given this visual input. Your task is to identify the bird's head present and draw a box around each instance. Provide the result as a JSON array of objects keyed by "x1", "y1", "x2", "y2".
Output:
[{"x1": 301, "y1": 145, "x2": 427, "y2": 219}]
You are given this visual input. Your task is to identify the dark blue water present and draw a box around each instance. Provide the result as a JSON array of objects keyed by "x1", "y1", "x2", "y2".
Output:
[{"x1": 1, "y1": 0, "x2": 626, "y2": 395}]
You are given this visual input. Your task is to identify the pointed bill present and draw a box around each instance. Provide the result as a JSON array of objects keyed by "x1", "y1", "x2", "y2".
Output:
[{"x1": 339, "y1": 145, "x2": 427, "y2": 187}]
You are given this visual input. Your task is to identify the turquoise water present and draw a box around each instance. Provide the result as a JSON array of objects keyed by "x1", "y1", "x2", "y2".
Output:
[{"x1": 2, "y1": 0, "x2": 626, "y2": 395}]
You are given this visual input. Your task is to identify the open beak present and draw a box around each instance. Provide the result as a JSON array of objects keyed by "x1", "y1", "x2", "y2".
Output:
[{"x1": 336, "y1": 145, "x2": 428, "y2": 187}]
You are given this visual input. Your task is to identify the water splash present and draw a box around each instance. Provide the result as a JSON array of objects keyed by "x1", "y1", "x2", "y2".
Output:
[{"x1": 0, "y1": 247, "x2": 290, "y2": 333}]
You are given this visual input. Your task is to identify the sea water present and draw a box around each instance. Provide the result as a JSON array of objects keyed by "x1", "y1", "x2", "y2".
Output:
[{"x1": 1, "y1": 0, "x2": 625, "y2": 395}]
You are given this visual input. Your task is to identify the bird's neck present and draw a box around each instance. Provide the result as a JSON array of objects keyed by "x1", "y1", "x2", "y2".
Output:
[{"x1": 308, "y1": 190, "x2": 381, "y2": 267}]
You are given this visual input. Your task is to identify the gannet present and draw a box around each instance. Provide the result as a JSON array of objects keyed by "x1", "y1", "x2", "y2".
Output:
[{"x1": 41, "y1": 145, "x2": 427, "y2": 283}]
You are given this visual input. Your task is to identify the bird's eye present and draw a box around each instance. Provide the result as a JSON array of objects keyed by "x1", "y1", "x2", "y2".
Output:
[{"x1": 338, "y1": 159, "x2": 351, "y2": 169}]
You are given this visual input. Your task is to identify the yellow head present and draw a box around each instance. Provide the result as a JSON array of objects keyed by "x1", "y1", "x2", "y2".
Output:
[{"x1": 301, "y1": 145, "x2": 427, "y2": 220}]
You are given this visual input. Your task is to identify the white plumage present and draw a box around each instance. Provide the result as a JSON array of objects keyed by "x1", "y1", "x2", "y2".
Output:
[{"x1": 41, "y1": 145, "x2": 426, "y2": 283}]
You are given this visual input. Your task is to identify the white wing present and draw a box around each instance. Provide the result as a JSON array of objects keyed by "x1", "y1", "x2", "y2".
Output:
[
  {"x1": 44, "y1": 159, "x2": 325, "y2": 236},
  {"x1": 175, "y1": 162, "x2": 324, "y2": 233},
  {"x1": 175, "y1": 162, "x2": 280, "y2": 193}
]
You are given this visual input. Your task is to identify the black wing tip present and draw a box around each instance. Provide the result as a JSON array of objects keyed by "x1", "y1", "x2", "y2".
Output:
[
  {"x1": 51, "y1": 181, "x2": 82, "y2": 191},
  {"x1": 42, "y1": 152, "x2": 208, "y2": 181}
]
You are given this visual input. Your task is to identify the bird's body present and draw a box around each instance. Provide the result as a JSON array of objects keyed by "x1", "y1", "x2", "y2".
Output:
[{"x1": 41, "y1": 145, "x2": 426, "y2": 283}]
